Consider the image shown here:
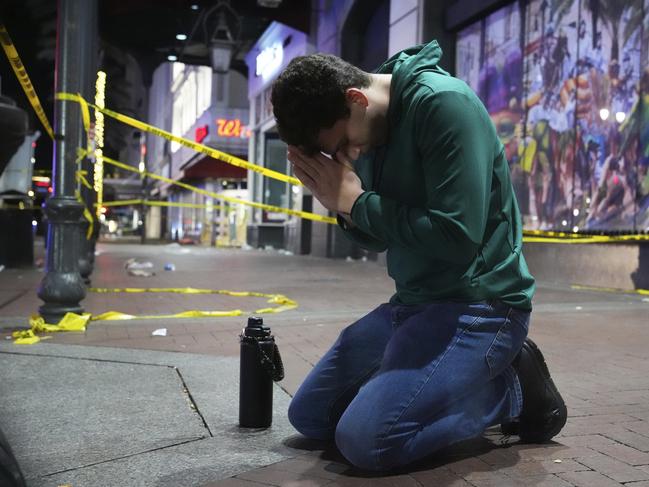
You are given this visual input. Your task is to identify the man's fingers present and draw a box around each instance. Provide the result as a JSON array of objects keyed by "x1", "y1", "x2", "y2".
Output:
[
  {"x1": 292, "y1": 164, "x2": 316, "y2": 189},
  {"x1": 289, "y1": 151, "x2": 321, "y2": 180},
  {"x1": 334, "y1": 150, "x2": 355, "y2": 170}
]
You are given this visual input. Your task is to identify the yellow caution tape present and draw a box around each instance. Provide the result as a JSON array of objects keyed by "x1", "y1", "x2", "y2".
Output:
[
  {"x1": 100, "y1": 154, "x2": 337, "y2": 224},
  {"x1": 82, "y1": 206, "x2": 94, "y2": 239},
  {"x1": 57, "y1": 92, "x2": 302, "y2": 186},
  {"x1": 523, "y1": 230, "x2": 649, "y2": 244},
  {"x1": 14, "y1": 288, "x2": 298, "y2": 344},
  {"x1": 0, "y1": 24, "x2": 54, "y2": 139},
  {"x1": 100, "y1": 199, "x2": 225, "y2": 211},
  {"x1": 51, "y1": 98, "x2": 649, "y2": 238},
  {"x1": 0, "y1": 30, "x2": 97, "y2": 238},
  {"x1": 12, "y1": 330, "x2": 46, "y2": 345},
  {"x1": 3, "y1": 38, "x2": 647, "y2": 241},
  {"x1": 89, "y1": 287, "x2": 299, "y2": 314},
  {"x1": 571, "y1": 284, "x2": 649, "y2": 296},
  {"x1": 13, "y1": 313, "x2": 90, "y2": 345},
  {"x1": 92, "y1": 310, "x2": 244, "y2": 320},
  {"x1": 76, "y1": 169, "x2": 93, "y2": 190}
]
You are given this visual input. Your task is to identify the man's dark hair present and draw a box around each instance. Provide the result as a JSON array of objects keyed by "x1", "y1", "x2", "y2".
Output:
[{"x1": 271, "y1": 53, "x2": 370, "y2": 154}]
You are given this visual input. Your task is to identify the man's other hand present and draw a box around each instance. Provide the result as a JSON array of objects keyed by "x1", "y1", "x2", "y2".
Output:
[{"x1": 287, "y1": 146, "x2": 364, "y2": 214}]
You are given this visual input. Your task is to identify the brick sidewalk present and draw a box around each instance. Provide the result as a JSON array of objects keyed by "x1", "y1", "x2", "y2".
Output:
[{"x1": 2, "y1": 241, "x2": 649, "y2": 486}]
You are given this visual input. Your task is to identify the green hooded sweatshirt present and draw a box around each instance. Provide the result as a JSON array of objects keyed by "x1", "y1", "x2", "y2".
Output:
[{"x1": 340, "y1": 40, "x2": 535, "y2": 310}]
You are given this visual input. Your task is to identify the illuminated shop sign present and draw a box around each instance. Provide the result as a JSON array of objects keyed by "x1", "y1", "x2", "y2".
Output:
[
  {"x1": 216, "y1": 118, "x2": 250, "y2": 138},
  {"x1": 255, "y1": 43, "x2": 283, "y2": 79},
  {"x1": 194, "y1": 119, "x2": 250, "y2": 142}
]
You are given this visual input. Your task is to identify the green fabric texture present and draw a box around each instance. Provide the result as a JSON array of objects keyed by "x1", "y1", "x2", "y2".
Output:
[{"x1": 342, "y1": 40, "x2": 535, "y2": 310}]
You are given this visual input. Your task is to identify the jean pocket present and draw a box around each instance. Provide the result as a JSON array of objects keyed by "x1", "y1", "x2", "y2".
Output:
[{"x1": 485, "y1": 308, "x2": 518, "y2": 379}]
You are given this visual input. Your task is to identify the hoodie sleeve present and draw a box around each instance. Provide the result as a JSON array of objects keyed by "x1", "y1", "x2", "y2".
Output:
[
  {"x1": 350, "y1": 89, "x2": 494, "y2": 265},
  {"x1": 336, "y1": 214, "x2": 388, "y2": 252}
]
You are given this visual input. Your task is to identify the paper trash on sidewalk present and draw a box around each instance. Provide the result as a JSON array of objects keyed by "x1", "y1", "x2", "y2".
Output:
[
  {"x1": 152, "y1": 328, "x2": 167, "y2": 337},
  {"x1": 128, "y1": 269, "x2": 155, "y2": 277},
  {"x1": 124, "y1": 258, "x2": 154, "y2": 270}
]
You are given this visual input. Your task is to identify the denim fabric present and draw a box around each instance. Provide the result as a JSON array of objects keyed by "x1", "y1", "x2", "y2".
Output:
[{"x1": 288, "y1": 300, "x2": 529, "y2": 471}]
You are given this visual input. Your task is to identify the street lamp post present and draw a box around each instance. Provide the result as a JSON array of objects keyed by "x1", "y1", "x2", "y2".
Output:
[
  {"x1": 37, "y1": 0, "x2": 91, "y2": 322},
  {"x1": 78, "y1": 0, "x2": 98, "y2": 284}
]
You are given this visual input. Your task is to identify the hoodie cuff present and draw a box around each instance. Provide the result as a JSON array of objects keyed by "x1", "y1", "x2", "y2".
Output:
[{"x1": 350, "y1": 191, "x2": 382, "y2": 239}]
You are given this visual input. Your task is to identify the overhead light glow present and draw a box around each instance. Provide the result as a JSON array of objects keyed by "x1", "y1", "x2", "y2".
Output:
[
  {"x1": 599, "y1": 108, "x2": 610, "y2": 120},
  {"x1": 167, "y1": 54, "x2": 178, "y2": 62},
  {"x1": 176, "y1": 34, "x2": 188, "y2": 41},
  {"x1": 615, "y1": 111, "x2": 626, "y2": 123},
  {"x1": 191, "y1": 4, "x2": 199, "y2": 10}
]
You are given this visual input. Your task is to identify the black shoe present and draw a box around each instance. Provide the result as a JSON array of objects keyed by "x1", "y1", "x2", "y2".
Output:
[{"x1": 501, "y1": 338, "x2": 567, "y2": 443}]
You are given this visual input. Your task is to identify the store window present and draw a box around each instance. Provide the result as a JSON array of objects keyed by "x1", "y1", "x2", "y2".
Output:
[{"x1": 263, "y1": 133, "x2": 290, "y2": 222}]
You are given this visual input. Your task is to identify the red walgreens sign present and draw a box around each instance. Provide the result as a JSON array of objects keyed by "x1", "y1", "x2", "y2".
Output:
[{"x1": 195, "y1": 125, "x2": 209, "y2": 143}]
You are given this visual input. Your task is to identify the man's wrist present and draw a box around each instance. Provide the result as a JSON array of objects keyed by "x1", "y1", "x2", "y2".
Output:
[
  {"x1": 338, "y1": 212, "x2": 355, "y2": 229},
  {"x1": 341, "y1": 189, "x2": 365, "y2": 215}
]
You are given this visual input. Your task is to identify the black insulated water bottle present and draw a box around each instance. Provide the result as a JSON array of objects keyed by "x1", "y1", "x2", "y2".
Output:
[{"x1": 239, "y1": 316, "x2": 284, "y2": 428}]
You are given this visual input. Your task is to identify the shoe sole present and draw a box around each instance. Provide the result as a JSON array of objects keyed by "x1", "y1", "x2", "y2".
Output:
[{"x1": 519, "y1": 338, "x2": 568, "y2": 442}]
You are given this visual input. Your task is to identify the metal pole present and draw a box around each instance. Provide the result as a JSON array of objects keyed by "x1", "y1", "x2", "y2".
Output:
[
  {"x1": 78, "y1": 0, "x2": 97, "y2": 284},
  {"x1": 37, "y1": 0, "x2": 88, "y2": 322}
]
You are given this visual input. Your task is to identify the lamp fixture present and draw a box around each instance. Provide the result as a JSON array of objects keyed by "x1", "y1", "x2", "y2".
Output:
[{"x1": 203, "y1": 0, "x2": 241, "y2": 73}]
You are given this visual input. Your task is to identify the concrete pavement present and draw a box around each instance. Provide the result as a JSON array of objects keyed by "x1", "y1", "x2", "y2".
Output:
[{"x1": 1, "y1": 240, "x2": 648, "y2": 486}]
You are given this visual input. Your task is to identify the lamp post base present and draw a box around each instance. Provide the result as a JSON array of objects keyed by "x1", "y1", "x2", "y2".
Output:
[{"x1": 37, "y1": 196, "x2": 86, "y2": 324}]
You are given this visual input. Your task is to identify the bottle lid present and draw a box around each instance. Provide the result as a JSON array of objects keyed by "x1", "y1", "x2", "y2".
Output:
[
  {"x1": 245, "y1": 316, "x2": 270, "y2": 337},
  {"x1": 247, "y1": 316, "x2": 264, "y2": 328}
]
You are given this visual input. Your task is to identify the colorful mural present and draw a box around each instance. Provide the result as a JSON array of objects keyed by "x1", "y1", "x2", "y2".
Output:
[{"x1": 456, "y1": 0, "x2": 647, "y2": 233}]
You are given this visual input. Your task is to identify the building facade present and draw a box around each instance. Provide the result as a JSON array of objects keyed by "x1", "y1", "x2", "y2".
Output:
[
  {"x1": 245, "y1": 22, "x2": 311, "y2": 254},
  {"x1": 147, "y1": 61, "x2": 250, "y2": 245}
]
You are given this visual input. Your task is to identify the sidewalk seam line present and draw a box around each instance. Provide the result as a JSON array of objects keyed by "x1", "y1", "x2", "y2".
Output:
[
  {"x1": 174, "y1": 366, "x2": 214, "y2": 437},
  {"x1": 39, "y1": 437, "x2": 206, "y2": 478},
  {"x1": 0, "y1": 349, "x2": 175, "y2": 368},
  {"x1": 0, "y1": 288, "x2": 30, "y2": 310}
]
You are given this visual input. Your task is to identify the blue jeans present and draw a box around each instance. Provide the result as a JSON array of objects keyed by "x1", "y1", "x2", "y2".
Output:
[{"x1": 288, "y1": 300, "x2": 530, "y2": 471}]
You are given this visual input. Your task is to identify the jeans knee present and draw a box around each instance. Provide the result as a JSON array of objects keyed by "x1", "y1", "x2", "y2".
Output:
[
  {"x1": 335, "y1": 414, "x2": 388, "y2": 471},
  {"x1": 288, "y1": 394, "x2": 334, "y2": 440}
]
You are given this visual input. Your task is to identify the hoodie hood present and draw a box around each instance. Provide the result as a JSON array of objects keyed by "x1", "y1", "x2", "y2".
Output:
[{"x1": 376, "y1": 40, "x2": 448, "y2": 120}]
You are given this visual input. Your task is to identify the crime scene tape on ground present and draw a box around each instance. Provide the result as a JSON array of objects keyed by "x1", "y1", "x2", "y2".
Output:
[
  {"x1": 570, "y1": 284, "x2": 649, "y2": 296},
  {"x1": 56, "y1": 92, "x2": 301, "y2": 186},
  {"x1": 523, "y1": 230, "x2": 649, "y2": 244},
  {"x1": 0, "y1": 24, "x2": 54, "y2": 139},
  {"x1": 99, "y1": 153, "x2": 337, "y2": 224},
  {"x1": 12, "y1": 288, "x2": 298, "y2": 344}
]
